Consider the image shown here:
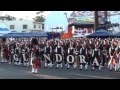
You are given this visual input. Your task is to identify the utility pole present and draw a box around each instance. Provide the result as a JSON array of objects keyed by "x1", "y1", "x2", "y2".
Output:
[
  {"x1": 104, "y1": 11, "x2": 108, "y2": 30},
  {"x1": 105, "y1": 11, "x2": 107, "y2": 21},
  {"x1": 64, "y1": 12, "x2": 69, "y2": 23},
  {"x1": 94, "y1": 11, "x2": 99, "y2": 31}
]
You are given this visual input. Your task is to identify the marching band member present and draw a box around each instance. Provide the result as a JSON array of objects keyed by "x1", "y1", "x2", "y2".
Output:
[
  {"x1": 13, "y1": 54, "x2": 19, "y2": 66},
  {"x1": 15, "y1": 44, "x2": 21, "y2": 66},
  {"x1": 73, "y1": 41, "x2": 80, "y2": 69},
  {"x1": 1, "y1": 44, "x2": 9, "y2": 63},
  {"x1": 23, "y1": 45, "x2": 30, "y2": 67},
  {"x1": 15, "y1": 44, "x2": 20, "y2": 56},
  {"x1": 9, "y1": 46, "x2": 15, "y2": 64},
  {"x1": 2, "y1": 37, "x2": 120, "y2": 72},
  {"x1": 63, "y1": 41, "x2": 68, "y2": 66},
  {"x1": 31, "y1": 52, "x2": 41, "y2": 74},
  {"x1": 116, "y1": 49, "x2": 120, "y2": 71},
  {"x1": 22, "y1": 48, "x2": 29, "y2": 67},
  {"x1": 50, "y1": 41, "x2": 56, "y2": 66},
  {"x1": 108, "y1": 43, "x2": 117, "y2": 71},
  {"x1": 55, "y1": 41, "x2": 63, "y2": 69},
  {"x1": 19, "y1": 45, "x2": 24, "y2": 66},
  {"x1": 44, "y1": 42, "x2": 52, "y2": 68},
  {"x1": 101, "y1": 47, "x2": 108, "y2": 66},
  {"x1": 112, "y1": 51, "x2": 117, "y2": 71},
  {"x1": 74, "y1": 50, "x2": 79, "y2": 68},
  {"x1": 1, "y1": 45, "x2": 5, "y2": 63},
  {"x1": 67, "y1": 43, "x2": 75, "y2": 69},
  {"x1": 39, "y1": 41, "x2": 45, "y2": 62},
  {"x1": 79, "y1": 44, "x2": 88, "y2": 70},
  {"x1": 24, "y1": 44, "x2": 30, "y2": 54},
  {"x1": 92, "y1": 45, "x2": 101, "y2": 71},
  {"x1": 30, "y1": 47, "x2": 34, "y2": 65},
  {"x1": 87, "y1": 41, "x2": 93, "y2": 66},
  {"x1": 5, "y1": 45, "x2": 10, "y2": 63}
]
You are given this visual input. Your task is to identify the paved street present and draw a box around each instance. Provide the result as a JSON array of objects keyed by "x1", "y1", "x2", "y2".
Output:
[{"x1": 0, "y1": 61, "x2": 120, "y2": 79}]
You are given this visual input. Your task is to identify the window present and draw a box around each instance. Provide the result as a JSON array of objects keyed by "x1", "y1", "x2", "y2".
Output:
[
  {"x1": 42, "y1": 24, "x2": 44, "y2": 29},
  {"x1": 23, "y1": 24, "x2": 27, "y2": 29},
  {"x1": 10, "y1": 25, "x2": 15, "y2": 29},
  {"x1": 34, "y1": 25, "x2": 36, "y2": 28}
]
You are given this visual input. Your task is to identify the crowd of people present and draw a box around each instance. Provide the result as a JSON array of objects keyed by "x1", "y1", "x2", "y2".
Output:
[{"x1": 1, "y1": 37, "x2": 120, "y2": 73}]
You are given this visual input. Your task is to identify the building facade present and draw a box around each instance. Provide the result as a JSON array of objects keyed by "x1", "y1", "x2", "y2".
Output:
[{"x1": 0, "y1": 20, "x2": 45, "y2": 32}]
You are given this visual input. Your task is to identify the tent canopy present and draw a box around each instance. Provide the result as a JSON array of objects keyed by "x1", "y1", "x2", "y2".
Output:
[
  {"x1": 47, "y1": 32, "x2": 60, "y2": 39},
  {"x1": 0, "y1": 32, "x2": 48, "y2": 38},
  {"x1": 87, "y1": 28, "x2": 113, "y2": 38}
]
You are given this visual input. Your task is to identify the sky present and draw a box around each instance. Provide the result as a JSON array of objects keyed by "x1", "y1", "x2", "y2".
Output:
[
  {"x1": 45, "y1": 11, "x2": 72, "y2": 32},
  {"x1": 0, "y1": 11, "x2": 52, "y2": 20}
]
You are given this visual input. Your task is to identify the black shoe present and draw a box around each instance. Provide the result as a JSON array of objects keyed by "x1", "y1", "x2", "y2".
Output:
[
  {"x1": 67, "y1": 68, "x2": 70, "y2": 69},
  {"x1": 44, "y1": 67, "x2": 47, "y2": 68}
]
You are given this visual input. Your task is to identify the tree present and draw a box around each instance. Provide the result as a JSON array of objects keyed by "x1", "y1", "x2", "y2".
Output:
[
  {"x1": 34, "y1": 11, "x2": 45, "y2": 22},
  {"x1": 0, "y1": 15, "x2": 16, "y2": 21},
  {"x1": 34, "y1": 16, "x2": 45, "y2": 22}
]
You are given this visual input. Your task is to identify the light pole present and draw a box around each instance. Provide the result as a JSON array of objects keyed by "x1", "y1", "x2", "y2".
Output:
[
  {"x1": 64, "y1": 12, "x2": 70, "y2": 33},
  {"x1": 105, "y1": 11, "x2": 107, "y2": 22},
  {"x1": 104, "y1": 11, "x2": 108, "y2": 30},
  {"x1": 64, "y1": 12, "x2": 69, "y2": 23},
  {"x1": 94, "y1": 11, "x2": 99, "y2": 31}
]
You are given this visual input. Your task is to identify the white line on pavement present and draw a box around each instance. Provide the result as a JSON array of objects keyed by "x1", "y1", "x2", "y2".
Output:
[{"x1": 32, "y1": 74, "x2": 67, "y2": 79}]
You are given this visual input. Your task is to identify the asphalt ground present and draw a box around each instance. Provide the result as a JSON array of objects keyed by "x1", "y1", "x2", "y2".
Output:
[{"x1": 0, "y1": 61, "x2": 120, "y2": 79}]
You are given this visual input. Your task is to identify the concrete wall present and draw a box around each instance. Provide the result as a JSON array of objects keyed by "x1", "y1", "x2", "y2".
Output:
[{"x1": 0, "y1": 20, "x2": 45, "y2": 32}]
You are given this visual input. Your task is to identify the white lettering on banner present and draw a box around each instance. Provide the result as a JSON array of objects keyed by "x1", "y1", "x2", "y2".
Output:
[
  {"x1": 92, "y1": 57, "x2": 99, "y2": 66},
  {"x1": 79, "y1": 55, "x2": 86, "y2": 63},
  {"x1": 55, "y1": 54, "x2": 62, "y2": 63},
  {"x1": 43, "y1": 54, "x2": 51, "y2": 62},
  {"x1": 67, "y1": 55, "x2": 75, "y2": 64}
]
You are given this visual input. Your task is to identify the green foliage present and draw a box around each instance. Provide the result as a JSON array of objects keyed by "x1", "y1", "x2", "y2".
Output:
[
  {"x1": 34, "y1": 16, "x2": 45, "y2": 22},
  {"x1": 34, "y1": 11, "x2": 45, "y2": 22},
  {"x1": 105, "y1": 21, "x2": 119, "y2": 29},
  {"x1": 0, "y1": 15, "x2": 16, "y2": 21}
]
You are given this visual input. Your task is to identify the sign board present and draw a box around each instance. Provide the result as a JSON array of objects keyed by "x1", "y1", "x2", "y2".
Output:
[{"x1": 68, "y1": 17, "x2": 94, "y2": 24}]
